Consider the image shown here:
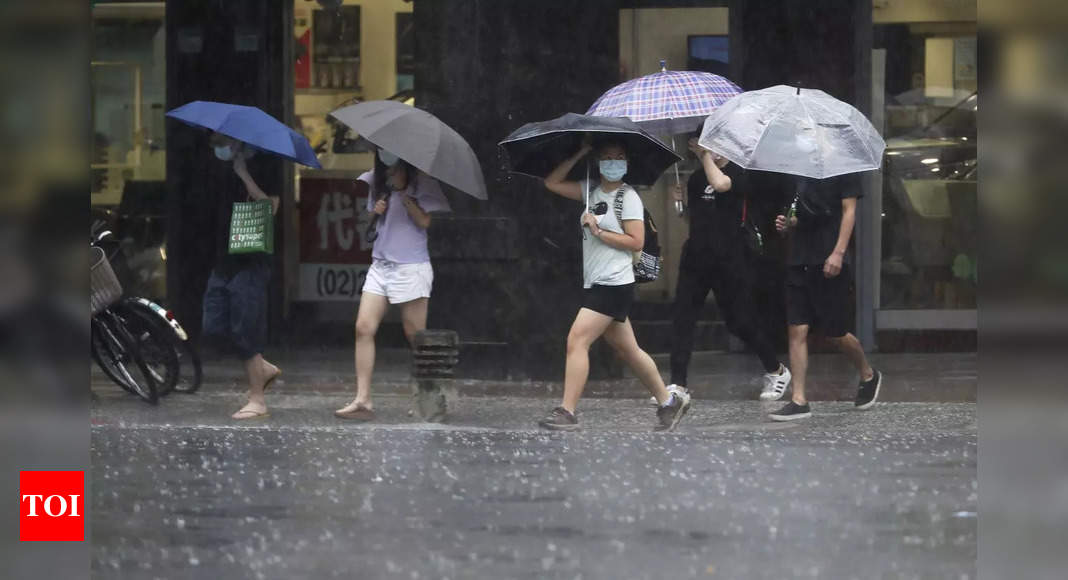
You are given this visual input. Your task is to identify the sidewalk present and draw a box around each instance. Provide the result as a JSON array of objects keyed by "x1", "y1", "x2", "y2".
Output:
[{"x1": 187, "y1": 346, "x2": 976, "y2": 403}]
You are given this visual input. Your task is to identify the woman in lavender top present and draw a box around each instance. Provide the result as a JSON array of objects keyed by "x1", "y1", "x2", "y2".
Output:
[{"x1": 334, "y1": 148, "x2": 450, "y2": 420}]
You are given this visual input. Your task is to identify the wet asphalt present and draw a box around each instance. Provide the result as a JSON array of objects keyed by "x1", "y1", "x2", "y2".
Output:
[{"x1": 91, "y1": 387, "x2": 976, "y2": 579}]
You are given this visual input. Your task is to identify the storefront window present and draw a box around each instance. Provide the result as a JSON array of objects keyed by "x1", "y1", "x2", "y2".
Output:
[
  {"x1": 91, "y1": 2, "x2": 168, "y2": 301},
  {"x1": 91, "y1": 5, "x2": 167, "y2": 204},
  {"x1": 875, "y1": 19, "x2": 977, "y2": 313},
  {"x1": 293, "y1": 0, "x2": 414, "y2": 304}
]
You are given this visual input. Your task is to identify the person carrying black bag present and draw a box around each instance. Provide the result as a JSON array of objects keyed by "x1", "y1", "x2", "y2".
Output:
[
  {"x1": 768, "y1": 174, "x2": 882, "y2": 421},
  {"x1": 661, "y1": 135, "x2": 791, "y2": 404}
]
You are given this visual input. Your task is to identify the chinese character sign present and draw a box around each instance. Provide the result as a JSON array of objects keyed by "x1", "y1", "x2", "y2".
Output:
[{"x1": 299, "y1": 177, "x2": 374, "y2": 301}]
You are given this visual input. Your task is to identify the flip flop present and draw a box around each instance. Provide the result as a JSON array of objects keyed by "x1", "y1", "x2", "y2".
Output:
[
  {"x1": 335, "y1": 403, "x2": 375, "y2": 421},
  {"x1": 232, "y1": 405, "x2": 269, "y2": 420}
]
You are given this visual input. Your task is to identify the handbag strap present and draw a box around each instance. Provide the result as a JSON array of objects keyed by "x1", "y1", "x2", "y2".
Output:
[{"x1": 741, "y1": 194, "x2": 748, "y2": 225}]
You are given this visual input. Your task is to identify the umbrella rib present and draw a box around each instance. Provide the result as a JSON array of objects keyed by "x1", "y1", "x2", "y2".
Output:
[
  {"x1": 847, "y1": 105, "x2": 882, "y2": 167},
  {"x1": 794, "y1": 94, "x2": 825, "y2": 178}
]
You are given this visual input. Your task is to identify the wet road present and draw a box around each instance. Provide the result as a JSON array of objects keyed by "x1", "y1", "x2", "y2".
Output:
[{"x1": 91, "y1": 390, "x2": 976, "y2": 579}]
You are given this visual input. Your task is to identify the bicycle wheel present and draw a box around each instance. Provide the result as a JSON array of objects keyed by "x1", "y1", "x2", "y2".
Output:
[
  {"x1": 121, "y1": 300, "x2": 201, "y2": 394},
  {"x1": 110, "y1": 302, "x2": 180, "y2": 396},
  {"x1": 91, "y1": 314, "x2": 159, "y2": 404}
]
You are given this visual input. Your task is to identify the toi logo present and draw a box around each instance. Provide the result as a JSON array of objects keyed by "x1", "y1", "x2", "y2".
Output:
[{"x1": 19, "y1": 471, "x2": 85, "y2": 541}]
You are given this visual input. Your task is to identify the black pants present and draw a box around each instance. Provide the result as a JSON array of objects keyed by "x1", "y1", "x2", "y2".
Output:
[{"x1": 670, "y1": 240, "x2": 780, "y2": 386}]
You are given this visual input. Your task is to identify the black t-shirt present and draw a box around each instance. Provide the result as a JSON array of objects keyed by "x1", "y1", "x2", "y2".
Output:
[
  {"x1": 214, "y1": 168, "x2": 272, "y2": 279},
  {"x1": 685, "y1": 161, "x2": 748, "y2": 254},
  {"x1": 788, "y1": 174, "x2": 863, "y2": 266}
]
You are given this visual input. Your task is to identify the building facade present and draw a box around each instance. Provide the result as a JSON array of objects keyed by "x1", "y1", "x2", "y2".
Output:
[{"x1": 90, "y1": 0, "x2": 977, "y2": 379}]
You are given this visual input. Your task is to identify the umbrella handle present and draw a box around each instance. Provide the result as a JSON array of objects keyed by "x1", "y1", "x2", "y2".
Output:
[
  {"x1": 672, "y1": 135, "x2": 684, "y2": 216},
  {"x1": 585, "y1": 161, "x2": 590, "y2": 214},
  {"x1": 671, "y1": 135, "x2": 681, "y2": 185},
  {"x1": 582, "y1": 161, "x2": 590, "y2": 241}
]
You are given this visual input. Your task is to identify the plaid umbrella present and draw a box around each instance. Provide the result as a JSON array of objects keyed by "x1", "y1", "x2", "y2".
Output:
[{"x1": 586, "y1": 62, "x2": 743, "y2": 136}]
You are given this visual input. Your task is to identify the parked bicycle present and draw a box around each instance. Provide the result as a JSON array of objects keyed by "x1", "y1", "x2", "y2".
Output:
[
  {"x1": 91, "y1": 229, "x2": 203, "y2": 401},
  {"x1": 91, "y1": 245, "x2": 161, "y2": 404}
]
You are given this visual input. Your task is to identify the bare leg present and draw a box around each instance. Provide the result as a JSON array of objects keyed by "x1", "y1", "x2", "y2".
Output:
[
  {"x1": 788, "y1": 324, "x2": 810, "y2": 405},
  {"x1": 232, "y1": 354, "x2": 280, "y2": 419},
  {"x1": 398, "y1": 297, "x2": 429, "y2": 347},
  {"x1": 337, "y1": 292, "x2": 390, "y2": 413},
  {"x1": 603, "y1": 318, "x2": 670, "y2": 405},
  {"x1": 561, "y1": 308, "x2": 615, "y2": 413},
  {"x1": 828, "y1": 332, "x2": 874, "y2": 381}
]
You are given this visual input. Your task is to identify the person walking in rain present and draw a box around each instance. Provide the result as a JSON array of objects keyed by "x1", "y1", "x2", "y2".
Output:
[
  {"x1": 202, "y1": 133, "x2": 282, "y2": 420},
  {"x1": 662, "y1": 134, "x2": 792, "y2": 404},
  {"x1": 334, "y1": 148, "x2": 450, "y2": 421},
  {"x1": 538, "y1": 138, "x2": 692, "y2": 431},
  {"x1": 769, "y1": 174, "x2": 881, "y2": 420}
]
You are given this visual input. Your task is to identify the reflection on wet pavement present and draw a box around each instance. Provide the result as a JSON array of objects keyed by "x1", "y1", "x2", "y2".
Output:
[{"x1": 92, "y1": 391, "x2": 976, "y2": 579}]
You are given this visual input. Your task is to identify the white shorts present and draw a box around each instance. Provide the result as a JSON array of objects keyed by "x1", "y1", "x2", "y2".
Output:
[{"x1": 362, "y1": 260, "x2": 433, "y2": 304}]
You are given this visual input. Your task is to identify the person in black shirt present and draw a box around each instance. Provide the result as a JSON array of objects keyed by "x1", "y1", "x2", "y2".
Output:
[
  {"x1": 201, "y1": 134, "x2": 282, "y2": 420},
  {"x1": 662, "y1": 136, "x2": 791, "y2": 403},
  {"x1": 769, "y1": 174, "x2": 882, "y2": 421}
]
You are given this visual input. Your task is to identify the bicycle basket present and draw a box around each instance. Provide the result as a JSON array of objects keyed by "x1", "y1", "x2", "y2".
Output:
[{"x1": 90, "y1": 246, "x2": 123, "y2": 316}]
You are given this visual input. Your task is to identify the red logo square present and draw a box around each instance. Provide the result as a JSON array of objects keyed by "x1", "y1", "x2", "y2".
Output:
[{"x1": 19, "y1": 471, "x2": 85, "y2": 542}]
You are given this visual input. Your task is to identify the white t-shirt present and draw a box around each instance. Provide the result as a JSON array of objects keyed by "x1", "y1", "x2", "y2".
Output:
[{"x1": 579, "y1": 180, "x2": 643, "y2": 288}]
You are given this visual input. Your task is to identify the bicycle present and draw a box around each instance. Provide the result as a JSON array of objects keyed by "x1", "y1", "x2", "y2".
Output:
[
  {"x1": 91, "y1": 245, "x2": 160, "y2": 404},
  {"x1": 92, "y1": 229, "x2": 201, "y2": 395}
]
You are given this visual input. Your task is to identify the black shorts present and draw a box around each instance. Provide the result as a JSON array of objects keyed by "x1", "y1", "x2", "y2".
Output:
[
  {"x1": 786, "y1": 265, "x2": 851, "y2": 338},
  {"x1": 582, "y1": 283, "x2": 635, "y2": 323}
]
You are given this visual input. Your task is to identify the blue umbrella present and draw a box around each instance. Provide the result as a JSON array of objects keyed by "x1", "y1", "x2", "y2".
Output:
[{"x1": 166, "y1": 101, "x2": 321, "y2": 168}]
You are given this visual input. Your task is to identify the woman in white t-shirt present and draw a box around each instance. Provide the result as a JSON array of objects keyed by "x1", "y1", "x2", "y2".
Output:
[
  {"x1": 334, "y1": 148, "x2": 451, "y2": 421},
  {"x1": 538, "y1": 139, "x2": 692, "y2": 431}
]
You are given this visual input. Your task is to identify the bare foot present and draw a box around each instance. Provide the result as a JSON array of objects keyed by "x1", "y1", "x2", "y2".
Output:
[
  {"x1": 246, "y1": 357, "x2": 282, "y2": 395},
  {"x1": 232, "y1": 400, "x2": 268, "y2": 420},
  {"x1": 334, "y1": 398, "x2": 375, "y2": 420},
  {"x1": 335, "y1": 398, "x2": 373, "y2": 414}
]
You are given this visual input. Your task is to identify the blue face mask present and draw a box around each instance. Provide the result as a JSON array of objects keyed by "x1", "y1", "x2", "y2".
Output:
[
  {"x1": 378, "y1": 149, "x2": 401, "y2": 167},
  {"x1": 213, "y1": 145, "x2": 234, "y2": 161},
  {"x1": 599, "y1": 159, "x2": 627, "y2": 182}
]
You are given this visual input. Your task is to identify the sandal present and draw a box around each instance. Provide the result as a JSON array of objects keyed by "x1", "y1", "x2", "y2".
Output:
[
  {"x1": 232, "y1": 403, "x2": 269, "y2": 420},
  {"x1": 335, "y1": 402, "x2": 376, "y2": 421}
]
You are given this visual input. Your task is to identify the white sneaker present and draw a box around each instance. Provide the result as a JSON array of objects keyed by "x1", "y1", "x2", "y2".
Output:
[
  {"x1": 650, "y1": 384, "x2": 688, "y2": 406},
  {"x1": 759, "y1": 365, "x2": 792, "y2": 401}
]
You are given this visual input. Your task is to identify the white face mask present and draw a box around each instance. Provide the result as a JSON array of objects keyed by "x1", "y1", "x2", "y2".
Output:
[
  {"x1": 599, "y1": 159, "x2": 627, "y2": 182},
  {"x1": 378, "y1": 149, "x2": 401, "y2": 167},
  {"x1": 213, "y1": 145, "x2": 234, "y2": 161}
]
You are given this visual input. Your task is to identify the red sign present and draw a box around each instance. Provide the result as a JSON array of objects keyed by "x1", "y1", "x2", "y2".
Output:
[
  {"x1": 20, "y1": 471, "x2": 85, "y2": 542},
  {"x1": 300, "y1": 176, "x2": 374, "y2": 265},
  {"x1": 294, "y1": 9, "x2": 311, "y2": 89}
]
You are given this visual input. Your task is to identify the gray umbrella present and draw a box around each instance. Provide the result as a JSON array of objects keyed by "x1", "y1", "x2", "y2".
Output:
[{"x1": 329, "y1": 100, "x2": 488, "y2": 199}]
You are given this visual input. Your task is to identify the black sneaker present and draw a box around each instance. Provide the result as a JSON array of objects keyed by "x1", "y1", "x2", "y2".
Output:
[
  {"x1": 655, "y1": 391, "x2": 692, "y2": 432},
  {"x1": 538, "y1": 407, "x2": 579, "y2": 431},
  {"x1": 768, "y1": 401, "x2": 811, "y2": 421},
  {"x1": 855, "y1": 369, "x2": 882, "y2": 410}
]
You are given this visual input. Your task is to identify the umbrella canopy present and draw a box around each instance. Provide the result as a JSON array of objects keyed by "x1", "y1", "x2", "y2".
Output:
[
  {"x1": 698, "y1": 85, "x2": 885, "y2": 179},
  {"x1": 498, "y1": 113, "x2": 682, "y2": 186},
  {"x1": 166, "y1": 101, "x2": 321, "y2": 168},
  {"x1": 587, "y1": 63, "x2": 743, "y2": 135},
  {"x1": 329, "y1": 100, "x2": 487, "y2": 200}
]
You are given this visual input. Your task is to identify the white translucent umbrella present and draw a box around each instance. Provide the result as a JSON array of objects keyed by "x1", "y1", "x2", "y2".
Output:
[{"x1": 698, "y1": 85, "x2": 885, "y2": 179}]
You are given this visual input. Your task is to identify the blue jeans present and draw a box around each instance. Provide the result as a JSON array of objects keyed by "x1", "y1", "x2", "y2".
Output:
[{"x1": 201, "y1": 264, "x2": 270, "y2": 360}]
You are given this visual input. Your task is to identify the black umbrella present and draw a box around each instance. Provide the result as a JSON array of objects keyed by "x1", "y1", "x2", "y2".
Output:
[{"x1": 498, "y1": 113, "x2": 682, "y2": 186}]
